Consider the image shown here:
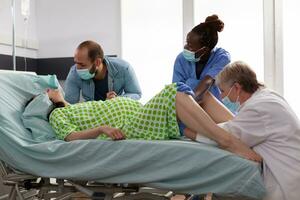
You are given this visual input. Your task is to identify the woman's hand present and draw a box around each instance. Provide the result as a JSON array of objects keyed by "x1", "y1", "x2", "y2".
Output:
[
  {"x1": 47, "y1": 89, "x2": 64, "y2": 103},
  {"x1": 47, "y1": 89, "x2": 69, "y2": 106},
  {"x1": 101, "y1": 126, "x2": 125, "y2": 140}
]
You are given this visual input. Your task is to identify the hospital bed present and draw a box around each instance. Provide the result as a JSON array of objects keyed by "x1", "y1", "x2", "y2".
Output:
[{"x1": 0, "y1": 70, "x2": 266, "y2": 200}]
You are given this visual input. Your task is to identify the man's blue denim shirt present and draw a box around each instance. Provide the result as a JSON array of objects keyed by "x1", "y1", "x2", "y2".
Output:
[{"x1": 64, "y1": 56, "x2": 142, "y2": 104}]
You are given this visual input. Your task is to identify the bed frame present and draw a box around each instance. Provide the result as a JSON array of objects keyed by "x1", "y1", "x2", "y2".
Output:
[{"x1": 0, "y1": 160, "x2": 197, "y2": 200}]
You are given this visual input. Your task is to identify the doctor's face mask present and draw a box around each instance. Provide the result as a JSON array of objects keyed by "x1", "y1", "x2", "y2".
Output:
[
  {"x1": 221, "y1": 85, "x2": 240, "y2": 114},
  {"x1": 183, "y1": 49, "x2": 201, "y2": 62}
]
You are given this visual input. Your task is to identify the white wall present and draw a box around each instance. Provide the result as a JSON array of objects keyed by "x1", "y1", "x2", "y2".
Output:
[
  {"x1": 0, "y1": 0, "x2": 38, "y2": 58},
  {"x1": 36, "y1": 0, "x2": 121, "y2": 58},
  {"x1": 121, "y1": 0, "x2": 183, "y2": 103}
]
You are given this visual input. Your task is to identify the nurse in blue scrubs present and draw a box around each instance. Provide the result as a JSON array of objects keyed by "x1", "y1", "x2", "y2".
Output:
[{"x1": 172, "y1": 14, "x2": 230, "y2": 102}]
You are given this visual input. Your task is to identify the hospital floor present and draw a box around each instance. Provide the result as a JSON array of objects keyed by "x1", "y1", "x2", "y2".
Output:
[{"x1": 71, "y1": 193, "x2": 187, "y2": 199}]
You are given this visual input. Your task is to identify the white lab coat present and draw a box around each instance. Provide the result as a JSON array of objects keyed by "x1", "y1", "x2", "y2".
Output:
[{"x1": 221, "y1": 88, "x2": 300, "y2": 200}]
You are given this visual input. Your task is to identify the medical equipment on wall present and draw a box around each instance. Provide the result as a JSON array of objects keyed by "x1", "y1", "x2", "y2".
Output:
[
  {"x1": 21, "y1": 0, "x2": 30, "y2": 71},
  {"x1": 11, "y1": 0, "x2": 16, "y2": 70},
  {"x1": 10, "y1": 0, "x2": 31, "y2": 71},
  {"x1": 21, "y1": 0, "x2": 30, "y2": 19}
]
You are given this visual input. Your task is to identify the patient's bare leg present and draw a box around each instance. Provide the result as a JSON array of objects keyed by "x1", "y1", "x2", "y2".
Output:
[
  {"x1": 175, "y1": 92, "x2": 261, "y2": 162},
  {"x1": 199, "y1": 92, "x2": 234, "y2": 123}
]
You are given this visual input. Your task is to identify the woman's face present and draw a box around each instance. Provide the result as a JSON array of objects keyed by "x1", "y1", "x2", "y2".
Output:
[
  {"x1": 185, "y1": 31, "x2": 210, "y2": 60},
  {"x1": 185, "y1": 31, "x2": 202, "y2": 52},
  {"x1": 219, "y1": 82, "x2": 235, "y2": 100},
  {"x1": 219, "y1": 82, "x2": 243, "y2": 102}
]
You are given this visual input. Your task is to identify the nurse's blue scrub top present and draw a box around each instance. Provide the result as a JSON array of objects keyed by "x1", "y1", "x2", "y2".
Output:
[{"x1": 172, "y1": 47, "x2": 230, "y2": 100}]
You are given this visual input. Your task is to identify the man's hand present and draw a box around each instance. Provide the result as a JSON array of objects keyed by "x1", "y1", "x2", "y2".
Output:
[
  {"x1": 101, "y1": 126, "x2": 125, "y2": 140},
  {"x1": 106, "y1": 91, "x2": 117, "y2": 100}
]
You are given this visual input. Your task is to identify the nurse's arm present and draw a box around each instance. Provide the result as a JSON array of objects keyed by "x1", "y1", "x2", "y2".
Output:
[{"x1": 194, "y1": 76, "x2": 214, "y2": 102}]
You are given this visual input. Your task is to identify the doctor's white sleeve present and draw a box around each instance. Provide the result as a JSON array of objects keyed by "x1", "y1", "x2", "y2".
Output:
[{"x1": 221, "y1": 107, "x2": 269, "y2": 148}]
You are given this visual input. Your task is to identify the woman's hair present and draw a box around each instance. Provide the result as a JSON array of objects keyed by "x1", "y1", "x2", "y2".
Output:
[
  {"x1": 47, "y1": 101, "x2": 66, "y2": 120},
  {"x1": 77, "y1": 40, "x2": 104, "y2": 62},
  {"x1": 216, "y1": 61, "x2": 264, "y2": 94},
  {"x1": 191, "y1": 14, "x2": 224, "y2": 49},
  {"x1": 24, "y1": 97, "x2": 66, "y2": 120}
]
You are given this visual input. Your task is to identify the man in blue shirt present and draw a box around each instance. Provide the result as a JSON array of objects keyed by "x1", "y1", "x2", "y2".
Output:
[{"x1": 64, "y1": 40, "x2": 142, "y2": 104}]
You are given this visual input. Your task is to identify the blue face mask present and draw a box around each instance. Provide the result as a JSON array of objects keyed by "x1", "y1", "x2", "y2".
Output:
[
  {"x1": 76, "y1": 66, "x2": 95, "y2": 80},
  {"x1": 182, "y1": 49, "x2": 200, "y2": 62},
  {"x1": 222, "y1": 86, "x2": 240, "y2": 114}
]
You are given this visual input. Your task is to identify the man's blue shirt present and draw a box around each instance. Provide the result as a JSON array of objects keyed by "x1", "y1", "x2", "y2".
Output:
[{"x1": 64, "y1": 56, "x2": 142, "y2": 104}]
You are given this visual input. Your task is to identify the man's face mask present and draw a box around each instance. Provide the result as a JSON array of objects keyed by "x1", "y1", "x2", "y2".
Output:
[
  {"x1": 76, "y1": 64, "x2": 95, "y2": 80},
  {"x1": 222, "y1": 85, "x2": 240, "y2": 114},
  {"x1": 182, "y1": 49, "x2": 201, "y2": 62}
]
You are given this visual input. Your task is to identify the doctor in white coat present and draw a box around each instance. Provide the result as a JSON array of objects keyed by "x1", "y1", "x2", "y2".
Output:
[{"x1": 185, "y1": 61, "x2": 300, "y2": 200}]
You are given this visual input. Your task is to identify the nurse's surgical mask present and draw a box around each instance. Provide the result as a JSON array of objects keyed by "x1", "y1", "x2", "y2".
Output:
[
  {"x1": 182, "y1": 49, "x2": 201, "y2": 62},
  {"x1": 222, "y1": 85, "x2": 240, "y2": 114},
  {"x1": 76, "y1": 64, "x2": 95, "y2": 80}
]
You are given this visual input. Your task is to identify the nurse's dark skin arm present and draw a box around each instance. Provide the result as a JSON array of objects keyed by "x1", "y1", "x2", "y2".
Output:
[
  {"x1": 185, "y1": 31, "x2": 212, "y2": 103},
  {"x1": 194, "y1": 76, "x2": 215, "y2": 103}
]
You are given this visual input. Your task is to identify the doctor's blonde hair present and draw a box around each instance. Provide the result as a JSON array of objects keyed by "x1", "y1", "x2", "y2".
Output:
[{"x1": 216, "y1": 61, "x2": 264, "y2": 93}]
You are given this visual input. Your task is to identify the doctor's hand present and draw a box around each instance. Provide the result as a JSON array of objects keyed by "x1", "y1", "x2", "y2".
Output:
[
  {"x1": 224, "y1": 138, "x2": 263, "y2": 163},
  {"x1": 106, "y1": 91, "x2": 117, "y2": 100},
  {"x1": 101, "y1": 125, "x2": 125, "y2": 140}
]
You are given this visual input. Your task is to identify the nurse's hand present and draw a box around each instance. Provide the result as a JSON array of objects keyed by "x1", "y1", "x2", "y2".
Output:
[{"x1": 195, "y1": 46, "x2": 210, "y2": 59}]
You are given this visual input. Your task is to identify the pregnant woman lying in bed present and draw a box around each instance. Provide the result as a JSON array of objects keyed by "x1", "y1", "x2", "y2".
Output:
[{"x1": 27, "y1": 82, "x2": 261, "y2": 162}]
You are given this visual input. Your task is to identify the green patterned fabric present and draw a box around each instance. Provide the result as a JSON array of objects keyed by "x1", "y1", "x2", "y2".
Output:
[{"x1": 50, "y1": 83, "x2": 180, "y2": 140}]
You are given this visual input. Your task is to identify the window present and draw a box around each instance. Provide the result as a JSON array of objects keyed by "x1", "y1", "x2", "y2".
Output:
[
  {"x1": 283, "y1": 0, "x2": 300, "y2": 117},
  {"x1": 121, "y1": 0, "x2": 183, "y2": 103},
  {"x1": 194, "y1": 0, "x2": 264, "y2": 82}
]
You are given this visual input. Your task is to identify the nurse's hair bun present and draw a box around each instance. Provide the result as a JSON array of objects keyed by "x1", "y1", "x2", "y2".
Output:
[{"x1": 204, "y1": 14, "x2": 224, "y2": 32}]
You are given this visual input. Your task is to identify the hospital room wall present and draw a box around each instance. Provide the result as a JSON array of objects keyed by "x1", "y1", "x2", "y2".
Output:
[
  {"x1": 0, "y1": 0, "x2": 121, "y2": 79},
  {"x1": 36, "y1": 0, "x2": 121, "y2": 58},
  {"x1": 34, "y1": 0, "x2": 121, "y2": 79},
  {"x1": 0, "y1": 0, "x2": 38, "y2": 71}
]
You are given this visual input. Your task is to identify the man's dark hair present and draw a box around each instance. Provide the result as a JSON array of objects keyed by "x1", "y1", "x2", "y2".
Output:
[{"x1": 77, "y1": 40, "x2": 104, "y2": 62}]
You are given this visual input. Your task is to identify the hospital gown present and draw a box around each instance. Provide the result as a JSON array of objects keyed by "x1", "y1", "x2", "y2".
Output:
[{"x1": 50, "y1": 83, "x2": 180, "y2": 140}]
